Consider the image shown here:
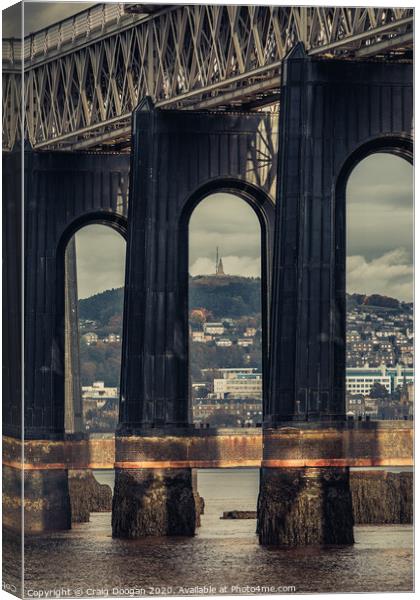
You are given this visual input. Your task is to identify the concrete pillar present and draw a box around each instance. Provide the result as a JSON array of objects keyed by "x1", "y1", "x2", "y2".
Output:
[
  {"x1": 112, "y1": 468, "x2": 196, "y2": 538},
  {"x1": 258, "y1": 467, "x2": 354, "y2": 546},
  {"x1": 260, "y1": 47, "x2": 412, "y2": 544},
  {"x1": 25, "y1": 470, "x2": 72, "y2": 533}
]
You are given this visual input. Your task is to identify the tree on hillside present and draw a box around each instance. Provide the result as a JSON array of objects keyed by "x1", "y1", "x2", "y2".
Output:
[
  {"x1": 80, "y1": 341, "x2": 122, "y2": 387},
  {"x1": 369, "y1": 382, "x2": 389, "y2": 399}
]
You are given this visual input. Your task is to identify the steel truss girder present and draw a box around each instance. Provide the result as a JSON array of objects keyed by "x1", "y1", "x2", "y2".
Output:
[{"x1": 2, "y1": 4, "x2": 413, "y2": 151}]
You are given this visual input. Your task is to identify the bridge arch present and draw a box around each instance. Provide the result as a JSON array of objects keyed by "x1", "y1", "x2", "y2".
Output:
[
  {"x1": 179, "y1": 178, "x2": 275, "y2": 298},
  {"x1": 333, "y1": 135, "x2": 414, "y2": 406},
  {"x1": 54, "y1": 212, "x2": 128, "y2": 435},
  {"x1": 57, "y1": 211, "x2": 128, "y2": 253},
  {"x1": 335, "y1": 134, "x2": 413, "y2": 198},
  {"x1": 179, "y1": 179, "x2": 275, "y2": 421}
]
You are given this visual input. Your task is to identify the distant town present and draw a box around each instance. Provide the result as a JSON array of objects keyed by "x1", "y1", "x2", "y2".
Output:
[{"x1": 78, "y1": 269, "x2": 413, "y2": 432}]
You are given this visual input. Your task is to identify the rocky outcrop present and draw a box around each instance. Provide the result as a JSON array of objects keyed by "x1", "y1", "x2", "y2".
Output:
[
  {"x1": 68, "y1": 470, "x2": 112, "y2": 523},
  {"x1": 257, "y1": 467, "x2": 354, "y2": 546},
  {"x1": 193, "y1": 491, "x2": 205, "y2": 527},
  {"x1": 351, "y1": 470, "x2": 413, "y2": 524},
  {"x1": 221, "y1": 471, "x2": 413, "y2": 526},
  {"x1": 112, "y1": 468, "x2": 196, "y2": 538},
  {"x1": 221, "y1": 511, "x2": 256, "y2": 519}
]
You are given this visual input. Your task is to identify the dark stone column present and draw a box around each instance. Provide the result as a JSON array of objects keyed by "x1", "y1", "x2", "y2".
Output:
[
  {"x1": 3, "y1": 146, "x2": 22, "y2": 440},
  {"x1": 3, "y1": 146, "x2": 130, "y2": 533},
  {"x1": 108, "y1": 100, "x2": 275, "y2": 537},
  {"x1": 260, "y1": 49, "x2": 412, "y2": 545},
  {"x1": 112, "y1": 468, "x2": 196, "y2": 538},
  {"x1": 259, "y1": 45, "x2": 353, "y2": 546},
  {"x1": 3, "y1": 464, "x2": 71, "y2": 534},
  {"x1": 114, "y1": 99, "x2": 195, "y2": 537}
]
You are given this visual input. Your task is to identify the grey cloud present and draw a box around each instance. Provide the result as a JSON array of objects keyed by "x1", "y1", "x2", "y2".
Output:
[
  {"x1": 71, "y1": 153, "x2": 413, "y2": 299},
  {"x1": 347, "y1": 153, "x2": 413, "y2": 261},
  {"x1": 347, "y1": 203, "x2": 413, "y2": 261},
  {"x1": 189, "y1": 193, "x2": 261, "y2": 270},
  {"x1": 347, "y1": 249, "x2": 413, "y2": 302},
  {"x1": 346, "y1": 154, "x2": 413, "y2": 300},
  {"x1": 75, "y1": 225, "x2": 126, "y2": 299}
]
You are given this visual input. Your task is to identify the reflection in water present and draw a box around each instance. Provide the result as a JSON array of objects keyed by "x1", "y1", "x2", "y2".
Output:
[{"x1": 19, "y1": 469, "x2": 413, "y2": 596}]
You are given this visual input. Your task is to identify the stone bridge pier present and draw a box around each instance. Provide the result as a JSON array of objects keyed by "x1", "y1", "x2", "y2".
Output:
[
  {"x1": 257, "y1": 46, "x2": 412, "y2": 545},
  {"x1": 111, "y1": 97, "x2": 277, "y2": 537},
  {"x1": 3, "y1": 145, "x2": 130, "y2": 533}
]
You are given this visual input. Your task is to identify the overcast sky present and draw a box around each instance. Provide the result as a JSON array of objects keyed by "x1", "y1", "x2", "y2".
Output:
[
  {"x1": 2, "y1": 2, "x2": 413, "y2": 302},
  {"x1": 74, "y1": 153, "x2": 413, "y2": 301},
  {"x1": 346, "y1": 154, "x2": 413, "y2": 302},
  {"x1": 189, "y1": 194, "x2": 261, "y2": 278}
]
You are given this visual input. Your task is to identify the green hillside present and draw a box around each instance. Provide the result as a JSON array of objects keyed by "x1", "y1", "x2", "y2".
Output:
[
  {"x1": 189, "y1": 275, "x2": 261, "y2": 318},
  {"x1": 79, "y1": 287, "x2": 124, "y2": 324},
  {"x1": 79, "y1": 279, "x2": 409, "y2": 330},
  {"x1": 79, "y1": 275, "x2": 262, "y2": 327},
  {"x1": 78, "y1": 279, "x2": 409, "y2": 388}
]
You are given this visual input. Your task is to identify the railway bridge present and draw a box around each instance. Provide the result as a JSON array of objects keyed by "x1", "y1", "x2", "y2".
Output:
[{"x1": 2, "y1": 3, "x2": 413, "y2": 545}]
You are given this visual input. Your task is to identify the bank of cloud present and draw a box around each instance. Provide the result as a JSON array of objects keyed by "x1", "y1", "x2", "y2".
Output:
[{"x1": 347, "y1": 248, "x2": 413, "y2": 302}]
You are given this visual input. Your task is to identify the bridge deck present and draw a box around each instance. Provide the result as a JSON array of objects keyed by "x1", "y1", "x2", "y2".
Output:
[{"x1": 2, "y1": 6, "x2": 413, "y2": 151}]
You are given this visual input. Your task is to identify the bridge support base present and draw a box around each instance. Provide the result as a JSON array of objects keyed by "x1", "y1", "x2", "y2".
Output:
[
  {"x1": 112, "y1": 468, "x2": 196, "y2": 538},
  {"x1": 257, "y1": 467, "x2": 354, "y2": 546},
  {"x1": 3, "y1": 466, "x2": 71, "y2": 533}
]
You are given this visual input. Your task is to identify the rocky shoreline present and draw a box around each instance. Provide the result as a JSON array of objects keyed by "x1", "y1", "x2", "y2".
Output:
[
  {"x1": 221, "y1": 471, "x2": 413, "y2": 525},
  {"x1": 69, "y1": 469, "x2": 412, "y2": 527},
  {"x1": 68, "y1": 470, "x2": 113, "y2": 523}
]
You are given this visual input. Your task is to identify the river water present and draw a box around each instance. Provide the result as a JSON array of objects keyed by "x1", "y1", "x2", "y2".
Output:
[{"x1": 16, "y1": 469, "x2": 413, "y2": 596}]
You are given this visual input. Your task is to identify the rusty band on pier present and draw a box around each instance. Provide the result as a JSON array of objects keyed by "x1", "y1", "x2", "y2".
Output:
[
  {"x1": 3, "y1": 423, "x2": 413, "y2": 471},
  {"x1": 261, "y1": 422, "x2": 413, "y2": 466}
]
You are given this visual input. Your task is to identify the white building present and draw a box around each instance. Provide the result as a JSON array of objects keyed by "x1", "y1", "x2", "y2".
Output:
[
  {"x1": 82, "y1": 381, "x2": 118, "y2": 400},
  {"x1": 104, "y1": 333, "x2": 121, "y2": 343},
  {"x1": 215, "y1": 338, "x2": 232, "y2": 347},
  {"x1": 346, "y1": 365, "x2": 414, "y2": 396},
  {"x1": 347, "y1": 330, "x2": 361, "y2": 342},
  {"x1": 238, "y1": 338, "x2": 253, "y2": 347},
  {"x1": 244, "y1": 327, "x2": 257, "y2": 338},
  {"x1": 214, "y1": 371, "x2": 262, "y2": 399},
  {"x1": 191, "y1": 331, "x2": 207, "y2": 342},
  {"x1": 82, "y1": 332, "x2": 98, "y2": 345},
  {"x1": 204, "y1": 322, "x2": 225, "y2": 335},
  {"x1": 209, "y1": 367, "x2": 257, "y2": 378}
]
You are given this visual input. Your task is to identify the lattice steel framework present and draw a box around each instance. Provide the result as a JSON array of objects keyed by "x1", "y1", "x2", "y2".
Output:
[{"x1": 2, "y1": 3, "x2": 413, "y2": 151}]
